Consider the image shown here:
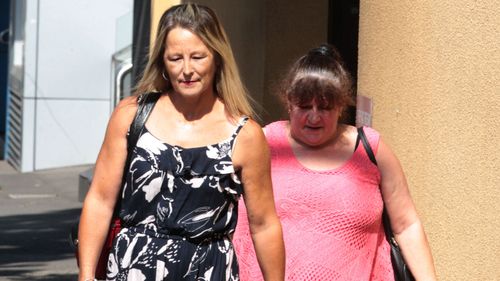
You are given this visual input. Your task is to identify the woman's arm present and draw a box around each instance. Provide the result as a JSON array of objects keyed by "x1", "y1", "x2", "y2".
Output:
[
  {"x1": 233, "y1": 119, "x2": 285, "y2": 281},
  {"x1": 376, "y1": 138, "x2": 437, "y2": 281},
  {"x1": 77, "y1": 97, "x2": 137, "y2": 281}
]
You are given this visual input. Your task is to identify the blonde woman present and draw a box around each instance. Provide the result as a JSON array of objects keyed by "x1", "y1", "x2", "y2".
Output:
[{"x1": 78, "y1": 4, "x2": 284, "y2": 281}]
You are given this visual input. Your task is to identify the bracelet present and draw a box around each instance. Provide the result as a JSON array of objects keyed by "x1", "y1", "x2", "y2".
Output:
[{"x1": 84, "y1": 278, "x2": 97, "y2": 281}]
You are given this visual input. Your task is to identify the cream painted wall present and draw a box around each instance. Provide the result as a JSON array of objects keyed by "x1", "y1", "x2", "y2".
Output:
[{"x1": 358, "y1": 1, "x2": 500, "y2": 280}]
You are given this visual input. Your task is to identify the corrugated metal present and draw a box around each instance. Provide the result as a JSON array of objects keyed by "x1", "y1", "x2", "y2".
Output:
[{"x1": 5, "y1": 89, "x2": 22, "y2": 170}]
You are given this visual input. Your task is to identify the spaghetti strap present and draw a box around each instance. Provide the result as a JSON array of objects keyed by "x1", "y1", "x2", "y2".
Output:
[
  {"x1": 228, "y1": 116, "x2": 249, "y2": 151},
  {"x1": 233, "y1": 116, "x2": 249, "y2": 136},
  {"x1": 112, "y1": 116, "x2": 246, "y2": 280}
]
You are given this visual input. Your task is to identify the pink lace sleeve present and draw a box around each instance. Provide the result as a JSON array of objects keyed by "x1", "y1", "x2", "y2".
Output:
[{"x1": 362, "y1": 126, "x2": 380, "y2": 156}]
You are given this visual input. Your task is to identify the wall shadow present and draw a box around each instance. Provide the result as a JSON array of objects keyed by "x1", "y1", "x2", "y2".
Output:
[{"x1": 0, "y1": 208, "x2": 81, "y2": 280}]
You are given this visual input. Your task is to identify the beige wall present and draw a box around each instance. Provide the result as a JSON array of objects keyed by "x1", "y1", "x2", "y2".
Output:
[{"x1": 358, "y1": 1, "x2": 500, "y2": 280}]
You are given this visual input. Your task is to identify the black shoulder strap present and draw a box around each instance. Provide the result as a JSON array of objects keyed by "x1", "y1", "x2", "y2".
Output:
[
  {"x1": 382, "y1": 204, "x2": 395, "y2": 242},
  {"x1": 126, "y1": 92, "x2": 162, "y2": 154},
  {"x1": 356, "y1": 127, "x2": 394, "y2": 240},
  {"x1": 356, "y1": 127, "x2": 378, "y2": 166},
  {"x1": 115, "y1": 92, "x2": 161, "y2": 215}
]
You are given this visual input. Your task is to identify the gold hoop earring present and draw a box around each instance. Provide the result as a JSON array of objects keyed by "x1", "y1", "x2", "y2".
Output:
[{"x1": 162, "y1": 71, "x2": 169, "y2": 81}]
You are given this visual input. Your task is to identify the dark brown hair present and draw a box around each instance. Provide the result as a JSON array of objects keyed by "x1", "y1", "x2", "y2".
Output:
[{"x1": 279, "y1": 44, "x2": 354, "y2": 113}]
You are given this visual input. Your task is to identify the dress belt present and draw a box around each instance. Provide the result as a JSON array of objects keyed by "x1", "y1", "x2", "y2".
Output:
[{"x1": 125, "y1": 225, "x2": 229, "y2": 245}]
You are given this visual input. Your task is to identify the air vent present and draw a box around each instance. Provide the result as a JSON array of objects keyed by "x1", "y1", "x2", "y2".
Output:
[{"x1": 6, "y1": 89, "x2": 22, "y2": 170}]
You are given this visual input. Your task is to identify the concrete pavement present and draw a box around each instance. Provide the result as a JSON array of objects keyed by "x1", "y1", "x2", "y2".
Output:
[{"x1": 0, "y1": 161, "x2": 92, "y2": 281}]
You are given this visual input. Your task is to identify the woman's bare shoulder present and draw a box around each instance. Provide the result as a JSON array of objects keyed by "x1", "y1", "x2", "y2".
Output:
[
  {"x1": 108, "y1": 95, "x2": 139, "y2": 135},
  {"x1": 233, "y1": 118, "x2": 268, "y2": 168},
  {"x1": 115, "y1": 95, "x2": 139, "y2": 114},
  {"x1": 238, "y1": 118, "x2": 265, "y2": 142}
]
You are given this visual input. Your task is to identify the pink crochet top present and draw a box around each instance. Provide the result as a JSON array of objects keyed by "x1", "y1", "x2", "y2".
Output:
[{"x1": 233, "y1": 121, "x2": 394, "y2": 281}]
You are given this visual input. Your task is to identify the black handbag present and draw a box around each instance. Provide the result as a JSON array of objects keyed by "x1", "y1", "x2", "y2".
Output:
[
  {"x1": 356, "y1": 127, "x2": 415, "y2": 281},
  {"x1": 70, "y1": 92, "x2": 162, "y2": 280}
]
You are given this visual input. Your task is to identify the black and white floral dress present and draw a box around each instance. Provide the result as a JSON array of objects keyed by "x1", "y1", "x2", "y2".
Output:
[{"x1": 106, "y1": 117, "x2": 249, "y2": 281}]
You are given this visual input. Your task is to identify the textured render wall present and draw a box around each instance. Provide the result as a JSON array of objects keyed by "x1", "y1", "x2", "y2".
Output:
[{"x1": 358, "y1": 1, "x2": 500, "y2": 280}]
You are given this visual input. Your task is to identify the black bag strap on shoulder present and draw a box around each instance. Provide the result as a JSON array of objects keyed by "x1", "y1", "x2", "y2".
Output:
[
  {"x1": 122, "y1": 91, "x2": 161, "y2": 177},
  {"x1": 356, "y1": 127, "x2": 392, "y2": 232},
  {"x1": 356, "y1": 127, "x2": 395, "y2": 238},
  {"x1": 356, "y1": 126, "x2": 378, "y2": 166},
  {"x1": 115, "y1": 92, "x2": 162, "y2": 215},
  {"x1": 124, "y1": 92, "x2": 160, "y2": 161},
  {"x1": 127, "y1": 92, "x2": 162, "y2": 155},
  {"x1": 356, "y1": 126, "x2": 415, "y2": 281},
  {"x1": 71, "y1": 92, "x2": 163, "y2": 246}
]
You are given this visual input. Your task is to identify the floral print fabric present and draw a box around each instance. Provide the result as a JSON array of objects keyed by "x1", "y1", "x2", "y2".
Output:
[{"x1": 106, "y1": 117, "x2": 248, "y2": 281}]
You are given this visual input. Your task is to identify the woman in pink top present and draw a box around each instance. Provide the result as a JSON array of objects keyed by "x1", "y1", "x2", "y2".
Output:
[{"x1": 233, "y1": 44, "x2": 436, "y2": 280}]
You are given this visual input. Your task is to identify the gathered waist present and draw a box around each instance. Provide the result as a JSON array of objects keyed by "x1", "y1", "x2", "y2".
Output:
[{"x1": 123, "y1": 225, "x2": 230, "y2": 245}]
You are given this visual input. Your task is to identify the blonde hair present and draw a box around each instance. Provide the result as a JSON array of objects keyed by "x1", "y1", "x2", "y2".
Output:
[{"x1": 134, "y1": 3, "x2": 255, "y2": 119}]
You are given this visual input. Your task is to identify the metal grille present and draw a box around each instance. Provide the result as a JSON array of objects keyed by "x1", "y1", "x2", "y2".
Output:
[{"x1": 5, "y1": 89, "x2": 22, "y2": 170}]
